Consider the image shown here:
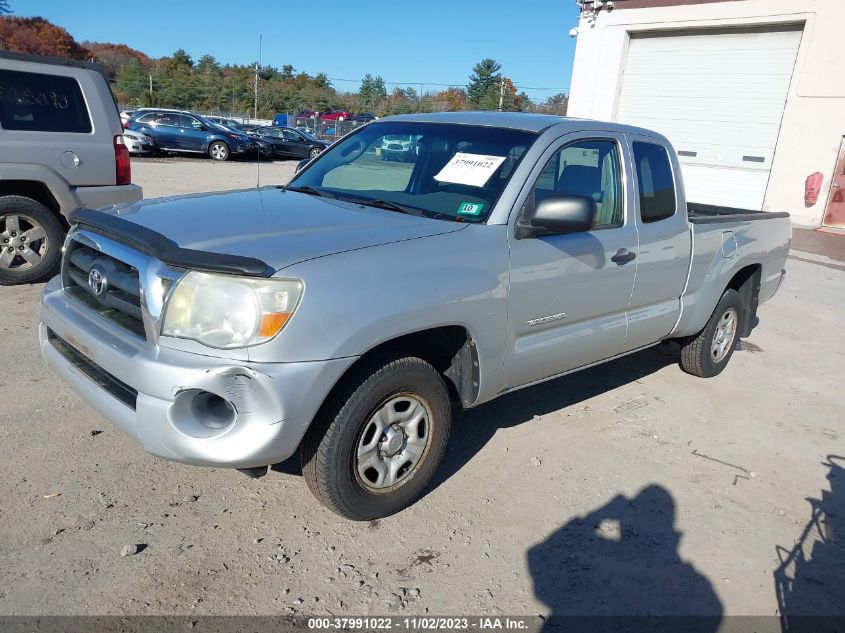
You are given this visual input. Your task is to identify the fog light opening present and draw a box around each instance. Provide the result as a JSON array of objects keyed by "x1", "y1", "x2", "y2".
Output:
[{"x1": 190, "y1": 391, "x2": 236, "y2": 430}]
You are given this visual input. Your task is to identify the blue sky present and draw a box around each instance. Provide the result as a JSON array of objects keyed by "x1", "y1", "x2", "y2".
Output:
[{"x1": 16, "y1": 0, "x2": 580, "y2": 99}]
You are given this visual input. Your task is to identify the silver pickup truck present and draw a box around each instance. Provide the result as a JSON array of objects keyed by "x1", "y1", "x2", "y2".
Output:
[{"x1": 39, "y1": 112, "x2": 791, "y2": 520}]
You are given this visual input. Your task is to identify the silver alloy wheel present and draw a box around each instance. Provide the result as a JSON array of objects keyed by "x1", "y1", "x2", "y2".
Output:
[
  {"x1": 0, "y1": 213, "x2": 47, "y2": 271},
  {"x1": 355, "y1": 394, "x2": 432, "y2": 493},
  {"x1": 210, "y1": 142, "x2": 228, "y2": 160},
  {"x1": 711, "y1": 307, "x2": 738, "y2": 363},
  {"x1": 310, "y1": 148, "x2": 321, "y2": 158}
]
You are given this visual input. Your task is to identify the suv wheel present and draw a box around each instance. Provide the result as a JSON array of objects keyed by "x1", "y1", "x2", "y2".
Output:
[
  {"x1": 0, "y1": 196, "x2": 64, "y2": 285},
  {"x1": 208, "y1": 141, "x2": 230, "y2": 161},
  {"x1": 301, "y1": 355, "x2": 452, "y2": 520}
]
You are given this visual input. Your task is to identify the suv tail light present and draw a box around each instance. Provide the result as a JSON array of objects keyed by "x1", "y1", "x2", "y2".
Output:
[{"x1": 114, "y1": 135, "x2": 131, "y2": 185}]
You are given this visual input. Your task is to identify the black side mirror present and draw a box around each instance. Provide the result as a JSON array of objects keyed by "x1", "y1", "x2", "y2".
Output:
[
  {"x1": 516, "y1": 194, "x2": 597, "y2": 239},
  {"x1": 295, "y1": 158, "x2": 310, "y2": 173}
]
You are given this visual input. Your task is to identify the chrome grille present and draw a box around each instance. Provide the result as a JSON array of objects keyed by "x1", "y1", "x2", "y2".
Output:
[{"x1": 62, "y1": 239, "x2": 146, "y2": 339}]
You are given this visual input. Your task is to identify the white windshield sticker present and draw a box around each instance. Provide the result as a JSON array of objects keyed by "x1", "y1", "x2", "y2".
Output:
[{"x1": 434, "y1": 153, "x2": 507, "y2": 188}]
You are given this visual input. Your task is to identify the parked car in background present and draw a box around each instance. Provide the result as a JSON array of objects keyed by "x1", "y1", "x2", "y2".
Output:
[
  {"x1": 38, "y1": 112, "x2": 790, "y2": 519},
  {"x1": 297, "y1": 109, "x2": 319, "y2": 119},
  {"x1": 122, "y1": 130, "x2": 155, "y2": 156},
  {"x1": 380, "y1": 134, "x2": 417, "y2": 161},
  {"x1": 127, "y1": 110, "x2": 255, "y2": 161},
  {"x1": 351, "y1": 112, "x2": 376, "y2": 122},
  {"x1": 246, "y1": 126, "x2": 328, "y2": 159},
  {"x1": 204, "y1": 116, "x2": 244, "y2": 130},
  {"x1": 0, "y1": 51, "x2": 142, "y2": 285},
  {"x1": 320, "y1": 110, "x2": 351, "y2": 122},
  {"x1": 119, "y1": 109, "x2": 136, "y2": 127}
]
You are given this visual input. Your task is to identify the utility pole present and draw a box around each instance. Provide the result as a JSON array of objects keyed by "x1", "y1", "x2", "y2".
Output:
[
  {"x1": 254, "y1": 34, "x2": 262, "y2": 121},
  {"x1": 498, "y1": 76, "x2": 505, "y2": 112},
  {"x1": 148, "y1": 74, "x2": 153, "y2": 104}
]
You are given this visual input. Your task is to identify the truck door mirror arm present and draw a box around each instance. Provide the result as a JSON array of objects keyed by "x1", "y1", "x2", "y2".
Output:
[{"x1": 515, "y1": 194, "x2": 597, "y2": 239}]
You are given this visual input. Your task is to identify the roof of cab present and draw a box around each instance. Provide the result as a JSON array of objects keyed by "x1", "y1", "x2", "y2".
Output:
[{"x1": 381, "y1": 111, "x2": 662, "y2": 138}]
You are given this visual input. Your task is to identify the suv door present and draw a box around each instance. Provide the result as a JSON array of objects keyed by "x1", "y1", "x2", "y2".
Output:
[
  {"x1": 619, "y1": 135, "x2": 691, "y2": 351},
  {"x1": 176, "y1": 114, "x2": 209, "y2": 152},
  {"x1": 504, "y1": 134, "x2": 638, "y2": 390}
]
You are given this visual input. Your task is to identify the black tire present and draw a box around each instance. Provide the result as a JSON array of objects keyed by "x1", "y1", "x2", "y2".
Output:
[
  {"x1": 208, "y1": 141, "x2": 230, "y2": 161},
  {"x1": 0, "y1": 196, "x2": 64, "y2": 286},
  {"x1": 309, "y1": 147, "x2": 321, "y2": 159},
  {"x1": 301, "y1": 355, "x2": 452, "y2": 520},
  {"x1": 679, "y1": 288, "x2": 743, "y2": 378}
]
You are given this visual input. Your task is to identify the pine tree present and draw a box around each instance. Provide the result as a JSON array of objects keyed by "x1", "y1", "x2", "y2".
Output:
[{"x1": 467, "y1": 58, "x2": 502, "y2": 109}]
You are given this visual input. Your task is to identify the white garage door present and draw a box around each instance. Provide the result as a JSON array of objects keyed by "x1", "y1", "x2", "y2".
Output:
[{"x1": 616, "y1": 27, "x2": 802, "y2": 210}]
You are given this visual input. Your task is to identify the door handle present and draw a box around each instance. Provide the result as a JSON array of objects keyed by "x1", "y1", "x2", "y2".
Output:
[{"x1": 611, "y1": 248, "x2": 637, "y2": 264}]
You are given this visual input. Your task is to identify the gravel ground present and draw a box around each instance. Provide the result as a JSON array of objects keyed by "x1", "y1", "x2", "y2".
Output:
[{"x1": 0, "y1": 156, "x2": 842, "y2": 619}]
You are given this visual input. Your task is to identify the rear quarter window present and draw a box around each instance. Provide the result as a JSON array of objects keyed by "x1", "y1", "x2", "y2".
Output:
[
  {"x1": 0, "y1": 69, "x2": 92, "y2": 133},
  {"x1": 633, "y1": 141, "x2": 676, "y2": 223}
]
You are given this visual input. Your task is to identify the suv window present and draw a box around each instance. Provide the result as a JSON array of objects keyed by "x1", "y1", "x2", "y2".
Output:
[
  {"x1": 179, "y1": 114, "x2": 203, "y2": 129},
  {"x1": 633, "y1": 141, "x2": 676, "y2": 223},
  {"x1": 533, "y1": 139, "x2": 623, "y2": 229},
  {"x1": 0, "y1": 69, "x2": 92, "y2": 133}
]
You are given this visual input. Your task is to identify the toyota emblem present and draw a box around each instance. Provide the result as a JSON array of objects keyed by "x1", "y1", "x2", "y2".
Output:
[{"x1": 88, "y1": 266, "x2": 108, "y2": 297}]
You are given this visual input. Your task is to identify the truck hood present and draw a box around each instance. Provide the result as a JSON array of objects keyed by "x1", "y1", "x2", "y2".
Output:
[{"x1": 103, "y1": 186, "x2": 466, "y2": 272}]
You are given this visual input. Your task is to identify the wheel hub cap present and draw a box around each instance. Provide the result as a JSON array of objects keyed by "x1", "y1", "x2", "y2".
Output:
[
  {"x1": 711, "y1": 308, "x2": 738, "y2": 363},
  {"x1": 355, "y1": 395, "x2": 431, "y2": 493},
  {"x1": 0, "y1": 213, "x2": 47, "y2": 271}
]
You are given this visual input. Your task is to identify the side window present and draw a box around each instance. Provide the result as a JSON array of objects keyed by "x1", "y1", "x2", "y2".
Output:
[
  {"x1": 0, "y1": 69, "x2": 92, "y2": 133},
  {"x1": 179, "y1": 115, "x2": 203, "y2": 129},
  {"x1": 532, "y1": 139, "x2": 623, "y2": 229},
  {"x1": 155, "y1": 112, "x2": 179, "y2": 126},
  {"x1": 137, "y1": 112, "x2": 158, "y2": 123},
  {"x1": 633, "y1": 142, "x2": 676, "y2": 223}
]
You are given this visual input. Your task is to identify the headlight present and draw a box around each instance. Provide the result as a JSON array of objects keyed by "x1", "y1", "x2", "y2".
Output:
[{"x1": 161, "y1": 271, "x2": 303, "y2": 349}]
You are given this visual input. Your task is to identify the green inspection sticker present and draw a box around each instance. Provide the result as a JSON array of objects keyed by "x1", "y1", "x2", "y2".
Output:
[{"x1": 457, "y1": 202, "x2": 485, "y2": 216}]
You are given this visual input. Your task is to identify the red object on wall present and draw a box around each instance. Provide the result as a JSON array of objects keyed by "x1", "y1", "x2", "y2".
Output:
[{"x1": 805, "y1": 172, "x2": 824, "y2": 206}]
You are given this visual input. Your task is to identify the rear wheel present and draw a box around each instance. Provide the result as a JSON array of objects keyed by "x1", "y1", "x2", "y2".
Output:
[
  {"x1": 208, "y1": 141, "x2": 230, "y2": 161},
  {"x1": 679, "y1": 288, "x2": 743, "y2": 378},
  {"x1": 0, "y1": 196, "x2": 64, "y2": 285},
  {"x1": 309, "y1": 147, "x2": 321, "y2": 159},
  {"x1": 301, "y1": 355, "x2": 451, "y2": 520}
]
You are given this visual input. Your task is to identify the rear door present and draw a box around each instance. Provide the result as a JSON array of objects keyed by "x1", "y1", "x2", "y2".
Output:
[
  {"x1": 620, "y1": 135, "x2": 691, "y2": 351},
  {"x1": 504, "y1": 133, "x2": 638, "y2": 390}
]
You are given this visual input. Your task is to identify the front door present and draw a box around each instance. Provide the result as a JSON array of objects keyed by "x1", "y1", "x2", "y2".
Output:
[
  {"x1": 505, "y1": 134, "x2": 638, "y2": 390},
  {"x1": 176, "y1": 114, "x2": 209, "y2": 152},
  {"x1": 822, "y1": 137, "x2": 845, "y2": 229}
]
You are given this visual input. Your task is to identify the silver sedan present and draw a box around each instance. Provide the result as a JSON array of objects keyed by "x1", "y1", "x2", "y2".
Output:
[{"x1": 122, "y1": 130, "x2": 155, "y2": 156}]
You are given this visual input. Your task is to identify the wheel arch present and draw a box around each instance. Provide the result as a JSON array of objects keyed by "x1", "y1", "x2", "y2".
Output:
[
  {"x1": 724, "y1": 264, "x2": 761, "y2": 338},
  {"x1": 317, "y1": 325, "x2": 480, "y2": 418},
  {"x1": 0, "y1": 180, "x2": 67, "y2": 229}
]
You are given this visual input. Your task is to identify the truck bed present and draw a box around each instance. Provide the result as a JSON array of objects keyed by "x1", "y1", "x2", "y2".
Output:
[{"x1": 687, "y1": 202, "x2": 790, "y2": 224}]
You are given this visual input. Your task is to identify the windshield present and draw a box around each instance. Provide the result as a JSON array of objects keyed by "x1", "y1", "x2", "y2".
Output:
[{"x1": 288, "y1": 121, "x2": 536, "y2": 222}]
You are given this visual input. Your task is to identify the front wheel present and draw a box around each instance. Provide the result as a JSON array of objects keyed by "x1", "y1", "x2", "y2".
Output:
[
  {"x1": 679, "y1": 288, "x2": 743, "y2": 378},
  {"x1": 208, "y1": 141, "x2": 230, "y2": 161},
  {"x1": 301, "y1": 355, "x2": 452, "y2": 520},
  {"x1": 309, "y1": 147, "x2": 321, "y2": 159},
  {"x1": 0, "y1": 196, "x2": 64, "y2": 285}
]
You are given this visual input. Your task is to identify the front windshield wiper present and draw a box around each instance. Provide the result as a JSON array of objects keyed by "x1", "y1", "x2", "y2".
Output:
[
  {"x1": 285, "y1": 185, "x2": 334, "y2": 199},
  {"x1": 355, "y1": 199, "x2": 418, "y2": 215}
]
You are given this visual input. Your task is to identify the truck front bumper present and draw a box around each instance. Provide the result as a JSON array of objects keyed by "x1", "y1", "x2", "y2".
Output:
[{"x1": 39, "y1": 276, "x2": 355, "y2": 469}]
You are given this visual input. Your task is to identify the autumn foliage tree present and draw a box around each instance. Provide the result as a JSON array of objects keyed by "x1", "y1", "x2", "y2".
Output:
[{"x1": 0, "y1": 16, "x2": 88, "y2": 59}]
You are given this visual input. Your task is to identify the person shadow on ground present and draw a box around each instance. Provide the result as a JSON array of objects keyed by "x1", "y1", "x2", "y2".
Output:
[
  {"x1": 775, "y1": 455, "x2": 845, "y2": 633},
  {"x1": 527, "y1": 484, "x2": 722, "y2": 633}
]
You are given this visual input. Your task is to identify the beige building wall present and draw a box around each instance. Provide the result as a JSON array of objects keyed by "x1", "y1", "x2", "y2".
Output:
[{"x1": 567, "y1": 0, "x2": 845, "y2": 226}]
